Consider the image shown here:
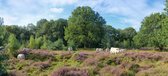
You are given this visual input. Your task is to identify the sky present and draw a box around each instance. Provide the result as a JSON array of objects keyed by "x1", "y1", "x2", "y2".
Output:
[{"x1": 0, "y1": 0, "x2": 165, "y2": 31}]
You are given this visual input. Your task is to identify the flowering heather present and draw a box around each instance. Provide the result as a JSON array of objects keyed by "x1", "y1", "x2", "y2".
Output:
[
  {"x1": 32, "y1": 60, "x2": 51, "y2": 70},
  {"x1": 73, "y1": 52, "x2": 89, "y2": 62},
  {"x1": 51, "y1": 67, "x2": 89, "y2": 76}
]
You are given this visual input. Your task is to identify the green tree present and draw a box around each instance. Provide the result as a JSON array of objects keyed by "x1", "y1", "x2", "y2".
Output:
[
  {"x1": 36, "y1": 19, "x2": 67, "y2": 42},
  {"x1": 5, "y1": 25, "x2": 31, "y2": 42},
  {"x1": 50, "y1": 39, "x2": 64, "y2": 50},
  {"x1": 101, "y1": 25, "x2": 118, "y2": 48},
  {"x1": 0, "y1": 17, "x2": 4, "y2": 26},
  {"x1": 133, "y1": 32, "x2": 146, "y2": 48},
  {"x1": 65, "y1": 6, "x2": 106, "y2": 48},
  {"x1": 6, "y1": 34, "x2": 20, "y2": 57},
  {"x1": 164, "y1": 0, "x2": 168, "y2": 15},
  {"x1": 41, "y1": 35, "x2": 49, "y2": 50},
  {"x1": 35, "y1": 37, "x2": 43, "y2": 49},
  {"x1": 0, "y1": 26, "x2": 4, "y2": 46},
  {"x1": 67, "y1": 40, "x2": 76, "y2": 50},
  {"x1": 28, "y1": 35, "x2": 35, "y2": 49},
  {"x1": 150, "y1": 17, "x2": 168, "y2": 51},
  {"x1": 36, "y1": 19, "x2": 48, "y2": 28},
  {"x1": 120, "y1": 27, "x2": 137, "y2": 48},
  {"x1": 134, "y1": 13, "x2": 167, "y2": 50}
]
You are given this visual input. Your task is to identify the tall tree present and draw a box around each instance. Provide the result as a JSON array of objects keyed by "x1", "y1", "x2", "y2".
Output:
[
  {"x1": 28, "y1": 35, "x2": 35, "y2": 49},
  {"x1": 5, "y1": 25, "x2": 31, "y2": 42},
  {"x1": 41, "y1": 35, "x2": 50, "y2": 50},
  {"x1": 65, "y1": 6, "x2": 106, "y2": 48},
  {"x1": 101, "y1": 25, "x2": 118, "y2": 48},
  {"x1": 36, "y1": 19, "x2": 48, "y2": 37},
  {"x1": 36, "y1": 19, "x2": 67, "y2": 42},
  {"x1": 0, "y1": 26, "x2": 4, "y2": 46},
  {"x1": 120, "y1": 27, "x2": 137, "y2": 48},
  {"x1": 164, "y1": 0, "x2": 168, "y2": 15},
  {"x1": 0, "y1": 17, "x2": 4, "y2": 26},
  {"x1": 6, "y1": 34, "x2": 20, "y2": 57},
  {"x1": 35, "y1": 37, "x2": 43, "y2": 49},
  {"x1": 134, "y1": 13, "x2": 167, "y2": 50},
  {"x1": 151, "y1": 17, "x2": 168, "y2": 51}
]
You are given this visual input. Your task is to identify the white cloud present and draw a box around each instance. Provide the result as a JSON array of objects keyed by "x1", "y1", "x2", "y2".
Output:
[
  {"x1": 0, "y1": 0, "x2": 70, "y2": 25},
  {"x1": 49, "y1": 8, "x2": 64, "y2": 13},
  {"x1": 123, "y1": 18, "x2": 141, "y2": 30},
  {"x1": 42, "y1": 0, "x2": 78, "y2": 6}
]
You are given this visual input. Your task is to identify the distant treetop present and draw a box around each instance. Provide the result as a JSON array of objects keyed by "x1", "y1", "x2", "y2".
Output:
[{"x1": 0, "y1": 17, "x2": 4, "y2": 26}]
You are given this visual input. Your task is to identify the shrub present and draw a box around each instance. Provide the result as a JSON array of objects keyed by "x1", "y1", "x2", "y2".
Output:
[
  {"x1": 71, "y1": 52, "x2": 89, "y2": 62},
  {"x1": 50, "y1": 39, "x2": 65, "y2": 50},
  {"x1": 32, "y1": 60, "x2": 51, "y2": 70},
  {"x1": 83, "y1": 57, "x2": 98, "y2": 66},
  {"x1": 51, "y1": 67, "x2": 89, "y2": 76},
  {"x1": 100, "y1": 66, "x2": 113, "y2": 76},
  {"x1": 67, "y1": 40, "x2": 76, "y2": 50},
  {"x1": 123, "y1": 52, "x2": 163, "y2": 61},
  {"x1": 121, "y1": 70, "x2": 135, "y2": 76},
  {"x1": 0, "y1": 62, "x2": 7, "y2": 76},
  {"x1": 119, "y1": 62, "x2": 139, "y2": 72},
  {"x1": 83, "y1": 52, "x2": 110, "y2": 66},
  {"x1": 27, "y1": 50, "x2": 55, "y2": 61},
  {"x1": 8, "y1": 70, "x2": 25, "y2": 76},
  {"x1": 0, "y1": 52, "x2": 8, "y2": 61},
  {"x1": 60, "y1": 51, "x2": 73, "y2": 60}
]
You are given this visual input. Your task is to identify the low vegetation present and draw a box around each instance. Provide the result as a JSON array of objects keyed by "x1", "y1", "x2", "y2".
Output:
[{"x1": 0, "y1": 49, "x2": 168, "y2": 76}]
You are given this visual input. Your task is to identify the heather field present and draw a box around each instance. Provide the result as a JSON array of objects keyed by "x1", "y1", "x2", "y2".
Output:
[{"x1": 1, "y1": 49, "x2": 168, "y2": 76}]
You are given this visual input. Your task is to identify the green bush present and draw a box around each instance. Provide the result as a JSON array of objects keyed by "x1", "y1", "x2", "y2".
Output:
[
  {"x1": 0, "y1": 62, "x2": 7, "y2": 76},
  {"x1": 121, "y1": 70, "x2": 135, "y2": 76},
  {"x1": 49, "y1": 39, "x2": 64, "y2": 50},
  {"x1": 41, "y1": 35, "x2": 50, "y2": 50},
  {"x1": 67, "y1": 40, "x2": 76, "y2": 50}
]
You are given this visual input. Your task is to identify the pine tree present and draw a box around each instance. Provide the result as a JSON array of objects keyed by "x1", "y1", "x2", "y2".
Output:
[
  {"x1": 28, "y1": 35, "x2": 35, "y2": 49},
  {"x1": 35, "y1": 37, "x2": 43, "y2": 49},
  {"x1": 41, "y1": 35, "x2": 48, "y2": 50},
  {"x1": 7, "y1": 34, "x2": 20, "y2": 57}
]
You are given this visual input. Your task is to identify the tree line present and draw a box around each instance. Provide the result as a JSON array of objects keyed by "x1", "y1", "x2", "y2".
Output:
[{"x1": 1, "y1": 0, "x2": 168, "y2": 57}]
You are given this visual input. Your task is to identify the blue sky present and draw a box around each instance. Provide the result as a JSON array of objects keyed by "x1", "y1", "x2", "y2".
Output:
[{"x1": 0, "y1": 0, "x2": 165, "y2": 31}]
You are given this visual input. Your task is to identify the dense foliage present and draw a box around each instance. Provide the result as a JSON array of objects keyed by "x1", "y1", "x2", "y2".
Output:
[
  {"x1": 0, "y1": 6, "x2": 137, "y2": 53},
  {"x1": 133, "y1": 13, "x2": 168, "y2": 50},
  {"x1": 65, "y1": 6, "x2": 106, "y2": 48},
  {"x1": 1, "y1": 2, "x2": 168, "y2": 52}
]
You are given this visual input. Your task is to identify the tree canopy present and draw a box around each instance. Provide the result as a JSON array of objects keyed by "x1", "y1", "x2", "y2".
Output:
[
  {"x1": 134, "y1": 13, "x2": 167, "y2": 50},
  {"x1": 65, "y1": 6, "x2": 106, "y2": 48},
  {"x1": 0, "y1": 17, "x2": 4, "y2": 26}
]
